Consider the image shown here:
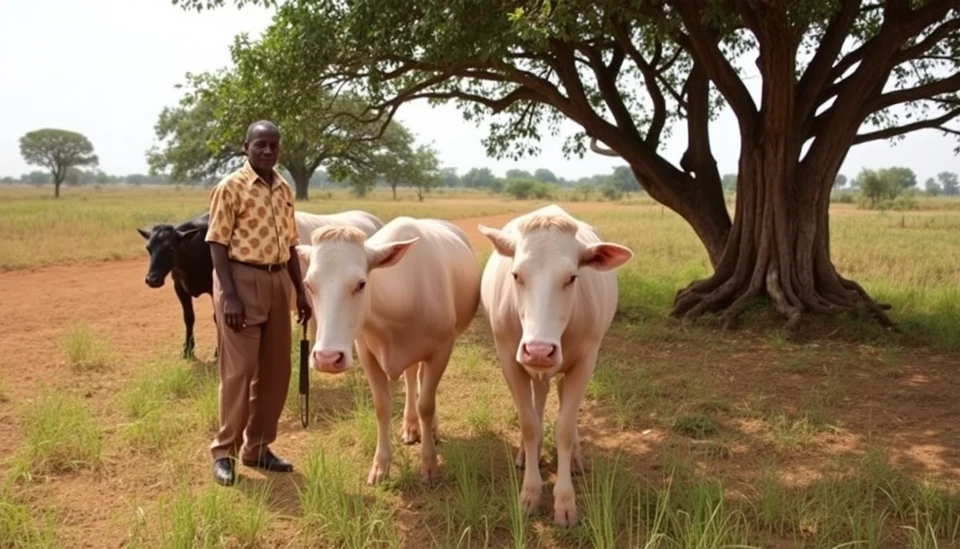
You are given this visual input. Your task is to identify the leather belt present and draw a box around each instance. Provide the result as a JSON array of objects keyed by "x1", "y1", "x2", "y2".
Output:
[{"x1": 233, "y1": 260, "x2": 286, "y2": 273}]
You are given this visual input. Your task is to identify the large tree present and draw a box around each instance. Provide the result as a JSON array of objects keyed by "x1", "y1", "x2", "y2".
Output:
[
  {"x1": 19, "y1": 129, "x2": 99, "y2": 198},
  {"x1": 147, "y1": 34, "x2": 418, "y2": 200},
  {"x1": 175, "y1": 0, "x2": 960, "y2": 329}
]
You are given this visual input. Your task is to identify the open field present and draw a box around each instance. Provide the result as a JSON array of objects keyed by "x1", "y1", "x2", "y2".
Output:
[{"x1": 1, "y1": 185, "x2": 959, "y2": 548}]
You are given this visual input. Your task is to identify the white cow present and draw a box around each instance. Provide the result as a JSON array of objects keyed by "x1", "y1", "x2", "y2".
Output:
[
  {"x1": 295, "y1": 216, "x2": 481, "y2": 484},
  {"x1": 477, "y1": 204, "x2": 633, "y2": 527},
  {"x1": 293, "y1": 209, "x2": 441, "y2": 435},
  {"x1": 294, "y1": 209, "x2": 383, "y2": 246}
]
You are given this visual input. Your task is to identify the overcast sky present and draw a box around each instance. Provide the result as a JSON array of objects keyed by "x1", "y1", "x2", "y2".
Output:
[{"x1": 1, "y1": 0, "x2": 957, "y2": 182}]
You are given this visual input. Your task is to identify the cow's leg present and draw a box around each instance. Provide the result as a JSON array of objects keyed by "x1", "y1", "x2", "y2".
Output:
[
  {"x1": 417, "y1": 345, "x2": 452, "y2": 483},
  {"x1": 556, "y1": 376, "x2": 585, "y2": 475},
  {"x1": 552, "y1": 353, "x2": 595, "y2": 527},
  {"x1": 515, "y1": 377, "x2": 548, "y2": 469},
  {"x1": 358, "y1": 342, "x2": 392, "y2": 485},
  {"x1": 175, "y1": 282, "x2": 195, "y2": 359},
  {"x1": 495, "y1": 341, "x2": 542, "y2": 514},
  {"x1": 400, "y1": 364, "x2": 421, "y2": 445}
]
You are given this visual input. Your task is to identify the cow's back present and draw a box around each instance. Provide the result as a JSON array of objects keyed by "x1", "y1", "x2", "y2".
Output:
[
  {"x1": 295, "y1": 209, "x2": 383, "y2": 244},
  {"x1": 369, "y1": 217, "x2": 480, "y2": 339}
]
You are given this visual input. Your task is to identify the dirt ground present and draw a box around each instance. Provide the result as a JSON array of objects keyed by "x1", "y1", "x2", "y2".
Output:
[{"x1": 2, "y1": 209, "x2": 959, "y2": 548}]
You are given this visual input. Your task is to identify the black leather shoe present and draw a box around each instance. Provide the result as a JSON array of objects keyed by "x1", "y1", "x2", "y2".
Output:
[
  {"x1": 242, "y1": 450, "x2": 294, "y2": 472},
  {"x1": 212, "y1": 457, "x2": 236, "y2": 486}
]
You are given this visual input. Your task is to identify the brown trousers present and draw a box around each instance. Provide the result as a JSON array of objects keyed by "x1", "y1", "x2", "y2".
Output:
[{"x1": 210, "y1": 262, "x2": 292, "y2": 461}]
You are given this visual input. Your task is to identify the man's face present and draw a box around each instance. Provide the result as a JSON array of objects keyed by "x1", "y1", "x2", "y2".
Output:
[{"x1": 243, "y1": 127, "x2": 281, "y2": 171}]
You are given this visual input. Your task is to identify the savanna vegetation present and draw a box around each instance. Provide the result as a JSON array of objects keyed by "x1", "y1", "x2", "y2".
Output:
[
  {"x1": 2, "y1": 0, "x2": 960, "y2": 547},
  {"x1": 0, "y1": 184, "x2": 958, "y2": 548}
]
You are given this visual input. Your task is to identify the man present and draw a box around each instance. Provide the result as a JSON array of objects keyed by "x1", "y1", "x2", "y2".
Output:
[{"x1": 204, "y1": 120, "x2": 312, "y2": 486}]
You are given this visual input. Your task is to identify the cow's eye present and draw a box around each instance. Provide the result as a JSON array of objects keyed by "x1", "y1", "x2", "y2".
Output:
[
  {"x1": 511, "y1": 272, "x2": 523, "y2": 285},
  {"x1": 356, "y1": 280, "x2": 367, "y2": 293},
  {"x1": 565, "y1": 274, "x2": 578, "y2": 287}
]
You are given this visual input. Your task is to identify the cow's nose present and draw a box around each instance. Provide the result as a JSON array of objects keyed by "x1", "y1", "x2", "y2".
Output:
[
  {"x1": 521, "y1": 341, "x2": 557, "y2": 361},
  {"x1": 313, "y1": 350, "x2": 346, "y2": 372},
  {"x1": 145, "y1": 276, "x2": 163, "y2": 288}
]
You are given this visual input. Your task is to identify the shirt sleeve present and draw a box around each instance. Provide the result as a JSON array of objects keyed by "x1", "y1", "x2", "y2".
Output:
[{"x1": 205, "y1": 181, "x2": 237, "y2": 246}]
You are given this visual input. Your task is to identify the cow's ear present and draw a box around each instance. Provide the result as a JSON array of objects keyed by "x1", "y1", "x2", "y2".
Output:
[
  {"x1": 176, "y1": 227, "x2": 202, "y2": 241},
  {"x1": 580, "y1": 242, "x2": 634, "y2": 272},
  {"x1": 478, "y1": 224, "x2": 516, "y2": 258},
  {"x1": 367, "y1": 237, "x2": 419, "y2": 270},
  {"x1": 137, "y1": 228, "x2": 150, "y2": 240},
  {"x1": 295, "y1": 245, "x2": 313, "y2": 264}
]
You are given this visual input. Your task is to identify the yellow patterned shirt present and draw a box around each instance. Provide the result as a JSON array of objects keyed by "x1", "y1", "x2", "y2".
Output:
[{"x1": 204, "y1": 160, "x2": 298, "y2": 265}]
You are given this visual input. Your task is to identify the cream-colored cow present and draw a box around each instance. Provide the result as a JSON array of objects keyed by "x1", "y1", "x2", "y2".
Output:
[
  {"x1": 478, "y1": 204, "x2": 633, "y2": 527},
  {"x1": 296, "y1": 216, "x2": 481, "y2": 484},
  {"x1": 295, "y1": 209, "x2": 432, "y2": 429}
]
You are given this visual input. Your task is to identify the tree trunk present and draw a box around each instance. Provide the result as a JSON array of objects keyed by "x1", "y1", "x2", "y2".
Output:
[
  {"x1": 286, "y1": 163, "x2": 311, "y2": 201},
  {"x1": 54, "y1": 181, "x2": 60, "y2": 198},
  {"x1": 670, "y1": 144, "x2": 895, "y2": 331},
  {"x1": 391, "y1": 184, "x2": 397, "y2": 200}
]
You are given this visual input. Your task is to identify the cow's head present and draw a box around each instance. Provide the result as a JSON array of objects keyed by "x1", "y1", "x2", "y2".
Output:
[
  {"x1": 138, "y1": 225, "x2": 202, "y2": 288},
  {"x1": 296, "y1": 225, "x2": 418, "y2": 374},
  {"x1": 478, "y1": 215, "x2": 633, "y2": 375}
]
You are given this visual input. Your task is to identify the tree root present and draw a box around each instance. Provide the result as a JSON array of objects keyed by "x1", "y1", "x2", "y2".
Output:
[{"x1": 670, "y1": 269, "x2": 899, "y2": 333}]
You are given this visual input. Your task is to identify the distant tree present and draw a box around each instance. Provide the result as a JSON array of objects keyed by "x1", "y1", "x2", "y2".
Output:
[
  {"x1": 856, "y1": 169, "x2": 887, "y2": 207},
  {"x1": 938, "y1": 171, "x2": 959, "y2": 196},
  {"x1": 885, "y1": 167, "x2": 918, "y2": 192},
  {"x1": 611, "y1": 165, "x2": 639, "y2": 193},
  {"x1": 504, "y1": 178, "x2": 550, "y2": 200},
  {"x1": 462, "y1": 167, "x2": 496, "y2": 189},
  {"x1": 834, "y1": 174, "x2": 848, "y2": 189},
  {"x1": 721, "y1": 173, "x2": 738, "y2": 191},
  {"x1": 19, "y1": 129, "x2": 99, "y2": 198},
  {"x1": 147, "y1": 36, "x2": 417, "y2": 200},
  {"x1": 440, "y1": 167, "x2": 461, "y2": 188},
  {"x1": 533, "y1": 168, "x2": 558, "y2": 183},
  {"x1": 505, "y1": 169, "x2": 533, "y2": 180},
  {"x1": 408, "y1": 145, "x2": 442, "y2": 201},
  {"x1": 925, "y1": 177, "x2": 942, "y2": 197}
]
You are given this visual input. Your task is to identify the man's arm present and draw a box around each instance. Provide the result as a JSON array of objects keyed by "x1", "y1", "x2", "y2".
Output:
[
  {"x1": 206, "y1": 182, "x2": 244, "y2": 330},
  {"x1": 285, "y1": 197, "x2": 311, "y2": 324}
]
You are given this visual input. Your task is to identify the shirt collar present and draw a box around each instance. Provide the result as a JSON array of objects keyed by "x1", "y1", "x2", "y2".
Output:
[{"x1": 240, "y1": 159, "x2": 284, "y2": 189}]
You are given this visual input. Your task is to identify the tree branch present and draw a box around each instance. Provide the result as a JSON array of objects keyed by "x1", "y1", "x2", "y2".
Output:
[
  {"x1": 894, "y1": 17, "x2": 960, "y2": 63},
  {"x1": 673, "y1": 1, "x2": 758, "y2": 135},
  {"x1": 589, "y1": 137, "x2": 620, "y2": 157},
  {"x1": 578, "y1": 42, "x2": 643, "y2": 143},
  {"x1": 610, "y1": 19, "x2": 668, "y2": 145},
  {"x1": 864, "y1": 72, "x2": 960, "y2": 115},
  {"x1": 796, "y1": 0, "x2": 862, "y2": 124},
  {"x1": 853, "y1": 108, "x2": 960, "y2": 144}
]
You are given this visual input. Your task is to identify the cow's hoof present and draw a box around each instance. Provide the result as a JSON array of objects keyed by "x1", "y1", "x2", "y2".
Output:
[
  {"x1": 400, "y1": 420, "x2": 421, "y2": 445},
  {"x1": 553, "y1": 502, "x2": 579, "y2": 527},
  {"x1": 520, "y1": 483, "x2": 542, "y2": 514},
  {"x1": 366, "y1": 462, "x2": 389, "y2": 486},
  {"x1": 420, "y1": 459, "x2": 440, "y2": 483}
]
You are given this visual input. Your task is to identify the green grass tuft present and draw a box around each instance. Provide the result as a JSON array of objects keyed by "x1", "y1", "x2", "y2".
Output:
[{"x1": 11, "y1": 392, "x2": 104, "y2": 479}]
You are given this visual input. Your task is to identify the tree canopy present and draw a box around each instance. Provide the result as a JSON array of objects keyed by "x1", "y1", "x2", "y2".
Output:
[
  {"x1": 146, "y1": 28, "x2": 428, "y2": 200},
  {"x1": 173, "y1": 0, "x2": 960, "y2": 329},
  {"x1": 19, "y1": 129, "x2": 99, "y2": 198}
]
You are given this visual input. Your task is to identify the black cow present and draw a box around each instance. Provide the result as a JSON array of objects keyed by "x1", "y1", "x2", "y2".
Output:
[{"x1": 137, "y1": 212, "x2": 216, "y2": 359}]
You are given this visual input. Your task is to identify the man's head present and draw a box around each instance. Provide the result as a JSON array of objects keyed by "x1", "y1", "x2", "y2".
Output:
[{"x1": 243, "y1": 120, "x2": 281, "y2": 172}]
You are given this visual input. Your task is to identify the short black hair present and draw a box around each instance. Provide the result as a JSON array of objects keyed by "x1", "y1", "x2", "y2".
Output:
[{"x1": 245, "y1": 120, "x2": 281, "y2": 141}]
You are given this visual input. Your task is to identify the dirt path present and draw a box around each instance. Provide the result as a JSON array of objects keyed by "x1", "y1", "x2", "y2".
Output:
[{"x1": 0, "y1": 210, "x2": 545, "y2": 431}]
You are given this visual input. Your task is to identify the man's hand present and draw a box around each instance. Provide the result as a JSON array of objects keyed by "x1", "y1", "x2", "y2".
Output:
[
  {"x1": 223, "y1": 292, "x2": 246, "y2": 331},
  {"x1": 296, "y1": 291, "x2": 312, "y2": 325}
]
